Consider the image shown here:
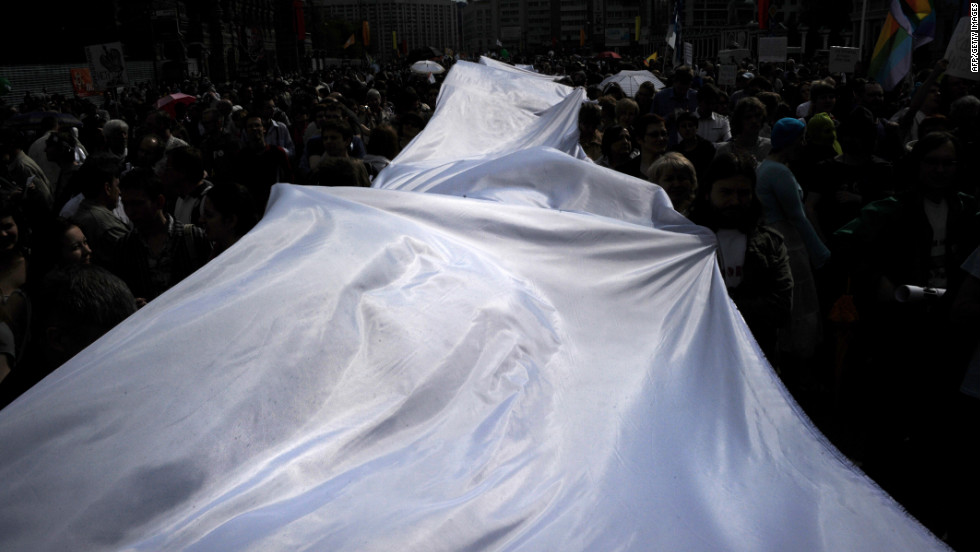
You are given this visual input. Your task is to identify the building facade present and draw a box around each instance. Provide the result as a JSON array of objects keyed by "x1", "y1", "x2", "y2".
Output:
[{"x1": 310, "y1": 0, "x2": 461, "y2": 63}]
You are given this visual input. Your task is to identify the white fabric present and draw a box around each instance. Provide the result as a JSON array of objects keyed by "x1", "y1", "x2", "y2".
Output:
[{"x1": 0, "y1": 61, "x2": 945, "y2": 552}]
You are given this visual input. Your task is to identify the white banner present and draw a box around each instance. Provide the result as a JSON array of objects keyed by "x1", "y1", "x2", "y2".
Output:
[
  {"x1": 945, "y1": 16, "x2": 980, "y2": 81},
  {"x1": 829, "y1": 46, "x2": 861, "y2": 74},
  {"x1": 85, "y1": 42, "x2": 129, "y2": 89},
  {"x1": 758, "y1": 36, "x2": 788, "y2": 63},
  {"x1": 0, "y1": 59, "x2": 948, "y2": 552}
]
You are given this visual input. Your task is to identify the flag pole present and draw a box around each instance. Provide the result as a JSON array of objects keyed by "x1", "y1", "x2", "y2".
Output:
[{"x1": 858, "y1": 0, "x2": 868, "y2": 60}]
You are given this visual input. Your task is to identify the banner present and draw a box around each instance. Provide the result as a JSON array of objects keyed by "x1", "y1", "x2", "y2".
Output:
[
  {"x1": 758, "y1": 36, "x2": 788, "y2": 62},
  {"x1": 828, "y1": 46, "x2": 861, "y2": 74},
  {"x1": 85, "y1": 42, "x2": 129, "y2": 90},
  {"x1": 0, "y1": 58, "x2": 949, "y2": 552},
  {"x1": 944, "y1": 16, "x2": 980, "y2": 80},
  {"x1": 69, "y1": 68, "x2": 98, "y2": 98}
]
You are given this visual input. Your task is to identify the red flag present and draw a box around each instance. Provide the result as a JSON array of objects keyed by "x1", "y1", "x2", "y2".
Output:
[
  {"x1": 362, "y1": 21, "x2": 370, "y2": 47},
  {"x1": 293, "y1": 0, "x2": 305, "y2": 41},
  {"x1": 759, "y1": 0, "x2": 770, "y2": 30},
  {"x1": 343, "y1": 34, "x2": 355, "y2": 49}
]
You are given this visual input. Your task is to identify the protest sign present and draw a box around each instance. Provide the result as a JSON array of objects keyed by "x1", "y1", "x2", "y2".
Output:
[
  {"x1": 85, "y1": 42, "x2": 129, "y2": 89},
  {"x1": 828, "y1": 47, "x2": 861, "y2": 74},
  {"x1": 758, "y1": 37, "x2": 787, "y2": 63}
]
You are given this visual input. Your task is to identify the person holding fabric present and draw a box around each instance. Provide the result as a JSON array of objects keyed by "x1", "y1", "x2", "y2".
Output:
[
  {"x1": 596, "y1": 125, "x2": 635, "y2": 170},
  {"x1": 690, "y1": 152, "x2": 793, "y2": 359},
  {"x1": 617, "y1": 114, "x2": 668, "y2": 179},
  {"x1": 200, "y1": 182, "x2": 258, "y2": 260},
  {"x1": 648, "y1": 152, "x2": 698, "y2": 217},
  {"x1": 756, "y1": 117, "x2": 828, "y2": 385}
]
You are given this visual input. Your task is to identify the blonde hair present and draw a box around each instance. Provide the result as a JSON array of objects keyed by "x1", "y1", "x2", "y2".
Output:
[{"x1": 649, "y1": 152, "x2": 698, "y2": 214}]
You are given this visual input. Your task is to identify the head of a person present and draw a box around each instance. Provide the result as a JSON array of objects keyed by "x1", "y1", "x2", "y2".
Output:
[
  {"x1": 675, "y1": 110, "x2": 699, "y2": 142},
  {"x1": 0, "y1": 199, "x2": 20, "y2": 252},
  {"x1": 366, "y1": 124, "x2": 399, "y2": 160},
  {"x1": 699, "y1": 152, "x2": 760, "y2": 231},
  {"x1": 809, "y1": 80, "x2": 837, "y2": 115},
  {"x1": 45, "y1": 130, "x2": 77, "y2": 165},
  {"x1": 310, "y1": 157, "x2": 371, "y2": 187},
  {"x1": 201, "y1": 108, "x2": 223, "y2": 136},
  {"x1": 38, "y1": 264, "x2": 136, "y2": 369},
  {"x1": 649, "y1": 152, "x2": 697, "y2": 215},
  {"x1": 805, "y1": 112, "x2": 841, "y2": 154},
  {"x1": 578, "y1": 102, "x2": 603, "y2": 137},
  {"x1": 909, "y1": 131, "x2": 959, "y2": 195},
  {"x1": 245, "y1": 116, "x2": 267, "y2": 148},
  {"x1": 634, "y1": 81, "x2": 656, "y2": 107},
  {"x1": 119, "y1": 167, "x2": 166, "y2": 230},
  {"x1": 163, "y1": 146, "x2": 205, "y2": 197},
  {"x1": 258, "y1": 96, "x2": 276, "y2": 124},
  {"x1": 697, "y1": 83, "x2": 720, "y2": 113},
  {"x1": 135, "y1": 134, "x2": 165, "y2": 169},
  {"x1": 397, "y1": 112, "x2": 424, "y2": 143},
  {"x1": 41, "y1": 217, "x2": 92, "y2": 268},
  {"x1": 770, "y1": 117, "x2": 807, "y2": 158},
  {"x1": 920, "y1": 83, "x2": 942, "y2": 114},
  {"x1": 144, "y1": 110, "x2": 174, "y2": 139},
  {"x1": 75, "y1": 153, "x2": 123, "y2": 208},
  {"x1": 731, "y1": 96, "x2": 767, "y2": 138},
  {"x1": 859, "y1": 81, "x2": 885, "y2": 115},
  {"x1": 949, "y1": 95, "x2": 980, "y2": 129},
  {"x1": 632, "y1": 113, "x2": 668, "y2": 158},
  {"x1": 201, "y1": 182, "x2": 257, "y2": 250},
  {"x1": 600, "y1": 124, "x2": 632, "y2": 160},
  {"x1": 366, "y1": 88, "x2": 383, "y2": 110},
  {"x1": 838, "y1": 106, "x2": 877, "y2": 156},
  {"x1": 671, "y1": 66, "x2": 694, "y2": 95},
  {"x1": 602, "y1": 82, "x2": 625, "y2": 101},
  {"x1": 102, "y1": 119, "x2": 129, "y2": 156},
  {"x1": 615, "y1": 98, "x2": 640, "y2": 128},
  {"x1": 319, "y1": 119, "x2": 352, "y2": 158}
]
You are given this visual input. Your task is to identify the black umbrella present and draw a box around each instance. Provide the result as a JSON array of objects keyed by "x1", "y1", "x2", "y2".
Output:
[{"x1": 4, "y1": 111, "x2": 83, "y2": 129}]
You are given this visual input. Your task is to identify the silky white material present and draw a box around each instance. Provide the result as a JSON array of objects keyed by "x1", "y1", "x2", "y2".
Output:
[{"x1": 0, "y1": 61, "x2": 947, "y2": 552}]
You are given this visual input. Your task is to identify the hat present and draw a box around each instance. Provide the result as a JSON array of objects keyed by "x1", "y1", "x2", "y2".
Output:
[
  {"x1": 770, "y1": 117, "x2": 806, "y2": 152},
  {"x1": 805, "y1": 112, "x2": 842, "y2": 155},
  {"x1": 740, "y1": 72, "x2": 755, "y2": 80}
]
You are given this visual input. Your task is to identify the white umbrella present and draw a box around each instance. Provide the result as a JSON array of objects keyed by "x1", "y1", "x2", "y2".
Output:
[
  {"x1": 411, "y1": 60, "x2": 445, "y2": 74},
  {"x1": 599, "y1": 70, "x2": 666, "y2": 97}
]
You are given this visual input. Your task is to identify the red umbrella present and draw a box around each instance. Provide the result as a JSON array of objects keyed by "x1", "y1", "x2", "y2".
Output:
[
  {"x1": 155, "y1": 93, "x2": 197, "y2": 117},
  {"x1": 595, "y1": 51, "x2": 622, "y2": 59}
]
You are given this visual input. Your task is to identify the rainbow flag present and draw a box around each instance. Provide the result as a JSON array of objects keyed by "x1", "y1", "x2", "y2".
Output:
[{"x1": 868, "y1": 0, "x2": 935, "y2": 90}]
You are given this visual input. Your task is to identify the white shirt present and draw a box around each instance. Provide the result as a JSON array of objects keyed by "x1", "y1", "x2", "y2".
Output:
[{"x1": 696, "y1": 112, "x2": 731, "y2": 143}]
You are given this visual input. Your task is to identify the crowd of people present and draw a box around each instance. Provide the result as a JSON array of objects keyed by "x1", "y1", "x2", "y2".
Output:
[{"x1": 0, "y1": 52, "x2": 978, "y2": 548}]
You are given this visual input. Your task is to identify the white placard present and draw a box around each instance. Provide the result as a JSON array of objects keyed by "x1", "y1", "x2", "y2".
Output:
[
  {"x1": 828, "y1": 46, "x2": 861, "y2": 74},
  {"x1": 758, "y1": 37, "x2": 788, "y2": 63},
  {"x1": 85, "y1": 42, "x2": 129, "y2": 90},
  {"x1": 719, "y1": 64, "x2": 737, "y2": 86},
  {"x1": 717, "y1": 48, "x2": 750, "y2": 64},
  {"x1": 683, "y1": 42, "x2": 693, "y2": 66},
  {"x1": 945, "y1": 16, "x2": 980, "y2": 81}
]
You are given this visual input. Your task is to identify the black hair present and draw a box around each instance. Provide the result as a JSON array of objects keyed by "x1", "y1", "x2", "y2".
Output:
[
  {"x1": 119, "y1": 167, "x2": 165, "y2": 199},
  {"x1": 75, "y1": 153, "x2": 123, "y2": 200},
  {"x1": 207, "y1": 182, "x2": 258, "y2": 236}
]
